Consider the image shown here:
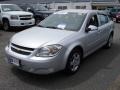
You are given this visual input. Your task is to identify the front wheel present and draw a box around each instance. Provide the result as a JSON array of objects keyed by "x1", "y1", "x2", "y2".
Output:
[
  {"x1": 3, "y1": 20, "x2": 10, "y2": 31},
  {"x1": 65, "y1": 49, "x2": 82, "y2": 74}
]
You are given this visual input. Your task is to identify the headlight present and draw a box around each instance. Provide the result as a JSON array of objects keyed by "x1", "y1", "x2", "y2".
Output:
[
  {"x1": 31, "y1": 15, "x2": 34, "y2": 18},
  {"x1": 8, "y1": 41, "x2": 11, "y2": 48},
  {"x1": 11, "y1": 15, "x2": 19, "y2": 20},
  {"x1": 35, "y1": 44, "x2": 63, "y2": 57}
]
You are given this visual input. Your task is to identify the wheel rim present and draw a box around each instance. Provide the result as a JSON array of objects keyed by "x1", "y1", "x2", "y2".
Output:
[
  {"x1": 70, "y1": 53, "x2": 80, "y2": 72},
  {"x1": 4, "y1": 22, "x2": 9, "y2": 31},
  {"x1": 108, "y1": 36, "x2": 113, "y2": 47}
]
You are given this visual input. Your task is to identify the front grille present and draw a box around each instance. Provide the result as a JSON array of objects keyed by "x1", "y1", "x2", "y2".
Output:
[
  {"x1": 11, "y1": 47, "x2": 31, "y2": 55},
  {"x1": 20, "y1": 18, "x2": 32, "y2": 20},
  {"x1": 19, "y1": 15, "x2": 32, "y2": 20},
  {"x1": 19, "y1": 15, "x2": 32, "y2": 17},
  {"x1": 11, "y1": 43, "x2": 34, "y2": 55}
]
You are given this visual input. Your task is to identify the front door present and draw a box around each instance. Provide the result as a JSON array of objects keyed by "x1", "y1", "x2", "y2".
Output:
[{"x1": 83, "y1": 14, "x2": 101, "y2": 54}]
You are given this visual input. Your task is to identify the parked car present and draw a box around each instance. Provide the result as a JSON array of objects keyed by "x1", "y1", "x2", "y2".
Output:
[
  {"x1": 19, "y1": 4, "x2": 55, "y2": 24},
  {"x1": 115, "y1": 12, "x2": 120, "y2": 23},
  {"x1": 5, "y1": 10, "x2": 114, "y2": 75},
  {"x1": 0, "y1": 4, "x2": 35, "y2": 31},
  {"x1": 109, "y1": 8, "x2": 120, "y2": 21}
]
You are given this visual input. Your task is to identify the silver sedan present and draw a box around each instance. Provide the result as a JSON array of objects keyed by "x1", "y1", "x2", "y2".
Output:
[{"x1": 5, "y1": 9, "x2": 114, "y2": 74}]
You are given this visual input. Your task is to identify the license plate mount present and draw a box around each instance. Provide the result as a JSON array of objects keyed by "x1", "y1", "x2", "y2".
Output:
[{"x1": 8, "y1": 57, "x2": 20, "y2": 67}]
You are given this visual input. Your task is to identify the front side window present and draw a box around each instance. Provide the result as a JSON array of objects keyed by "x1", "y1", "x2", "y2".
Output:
[
  {"x1": 98, "y1": 14, "x2": 109, "y2": 26},
  {"x1": 87, "y1": 15, "x2": 99, "y2": 27},
  {"x1": 38, "y1": 12, "x2": 87, "y2": 31},
  {"x1": 1, "y1": 5, "x2": 22, "y2": 12}
]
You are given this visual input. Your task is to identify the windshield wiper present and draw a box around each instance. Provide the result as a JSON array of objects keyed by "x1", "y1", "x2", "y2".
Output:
[
  {"x1": 37, "y1": 25, "x2": 63, "y2": 30},
  {"x1": 5, "y1": 10, "x2": 21, "y2": 12},
  {"x1": 45, "y1": 26, "x2": 63, "y2": 30}
]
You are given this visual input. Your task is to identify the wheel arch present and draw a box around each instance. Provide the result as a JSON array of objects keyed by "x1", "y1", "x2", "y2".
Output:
[
  {"x1": 110, "y1": 31, "x2": 114, "y2": 36},
  {"x1": 63, "y1": 43, "x2": 84, "y2": 69},
  {"x1": 2, "y1": 17, "x2": 9, "y2": 24}
]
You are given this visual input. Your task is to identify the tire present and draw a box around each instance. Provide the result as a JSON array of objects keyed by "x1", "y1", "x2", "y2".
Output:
[
  {"x1": 105, "y1": 34, "x2": 113, "y2": 49},
  {"x1": 65, "y1": 48, "x2": 82, "y2": 74},
  {"x1": 116, "y1": 19, "x2": 119, "y2": 23},
  {"x1": 35, "y1": 19, "x2": 41, "y2": 25},
  {"x1": 3, "y1": 19, "x2": 10, "y2": 31}
]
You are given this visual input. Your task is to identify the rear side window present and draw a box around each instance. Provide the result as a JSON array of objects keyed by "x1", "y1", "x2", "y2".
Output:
[{"x1": 98, "y1": 14, "x2": 109, "y2": 26}]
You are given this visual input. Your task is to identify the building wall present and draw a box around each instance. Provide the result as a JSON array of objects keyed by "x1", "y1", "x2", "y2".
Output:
[
  {"x1": 49, "y1": 2, "x2": 92, "y2": 10},
  {"x1": 49, "y1": 1, "x2": 119, "y2": 10},
  {"x1": 0, "y1": 0, "x2": 119, "y2": 10}
]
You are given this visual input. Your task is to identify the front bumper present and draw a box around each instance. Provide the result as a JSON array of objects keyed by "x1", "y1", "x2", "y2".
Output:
[
  {"x1": 9, "y1": 18, "x2": 35, "y2": 27},
  {"x1": 5, "y1": 46, "x2": 65, "y2": 74}
]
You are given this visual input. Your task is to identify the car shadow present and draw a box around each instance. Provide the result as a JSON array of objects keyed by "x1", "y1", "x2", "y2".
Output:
[
  {"x1": 11, "y1": 43, "x2": 120, "y2": 89},
  {"x1": 0, "y1": 26, "x2": 33, "y2": 33}
]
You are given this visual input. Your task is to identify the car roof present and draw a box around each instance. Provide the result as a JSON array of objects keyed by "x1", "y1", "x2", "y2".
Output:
[
  {"x1": 54, "y1": 9, "x2": 107, "y2": 15},
  {"x1": 0, "y1": 4, "x2": 16, "y2": 6}
]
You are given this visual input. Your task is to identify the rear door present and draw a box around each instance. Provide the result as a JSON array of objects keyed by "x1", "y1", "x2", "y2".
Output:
[{"x1": 97, "y1": 14, "x2": 111, "y2": 45}]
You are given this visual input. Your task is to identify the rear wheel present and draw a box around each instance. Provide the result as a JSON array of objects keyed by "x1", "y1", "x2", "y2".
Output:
[
  {"x1": 35, "y1": 19, "x2": 41, "y2": 25},
  {"x1": 65, "y1": 48, "x2": 82, "y2": 74},
  {"x1": 116, "y1": 19, "x2": 119, "y2": 23},
  {"x1": 3, "y1": 19, "x2": 10, "y2": 31},
  {"x1": 105, "y1": 34, "x2": 113, "y2": 48}
]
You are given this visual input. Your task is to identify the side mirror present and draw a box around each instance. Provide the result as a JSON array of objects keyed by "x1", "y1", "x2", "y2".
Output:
[
  {"x1": 27, "y1": 7, "x2": 32, "y2": 12},
  {"x1": 86, "y1": 25, "x2": 98, "y2": 32}
]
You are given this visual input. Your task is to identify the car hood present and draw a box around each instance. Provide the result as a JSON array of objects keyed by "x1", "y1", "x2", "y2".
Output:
[
  {"x1": 4, "y1": 11, "x2": 33, "y2": 15},
  {"x1": 37, "y1": 10, "x2": 54, "y2": 14},
  {"x1": 11, "y1": 27, "x2": 75, "y2": 48}
]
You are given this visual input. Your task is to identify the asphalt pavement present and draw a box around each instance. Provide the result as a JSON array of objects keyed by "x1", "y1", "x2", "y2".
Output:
[{"x1": 0, "y1": 24, "x2": 120, "y2": 90}]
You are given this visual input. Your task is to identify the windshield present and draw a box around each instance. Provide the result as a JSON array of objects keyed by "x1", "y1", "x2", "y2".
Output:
[
  {"x1": 31, "y1": 4, "x2": 48, "y2": 11},
  {"x1": 111, "y1": 9, "x2": 116, "y2": 12},
  {"x1": 1, "y1": 5, "x2": 22, "y2": 12},
  {"x1": 38, "y1": 12, "x2": 86, "y2": 31}
]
